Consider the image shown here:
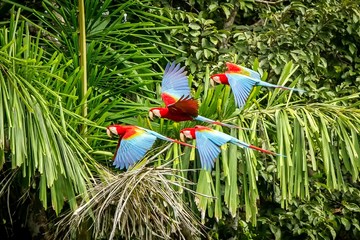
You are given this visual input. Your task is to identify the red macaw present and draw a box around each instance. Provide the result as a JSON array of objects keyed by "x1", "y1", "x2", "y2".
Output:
[
  {"x1": 107, "y1": 124, "x2": 194, "y2": 169},
  {"x1": 148, "y1": 62, "x2": 241, "y2": 129},
  {"x1": 210, "y1": 62, "x2": 305, "y2": 109},
  {"x1": 180, "y1": 125, "x2": 284, "y2": 170}
]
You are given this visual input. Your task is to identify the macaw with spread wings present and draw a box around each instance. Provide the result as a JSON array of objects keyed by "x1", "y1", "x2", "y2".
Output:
[
  {"x1": 148, "y1": 62, "x2": 241, "y2": 129},
  {"x1": 210, "y1": 62, "x2": 305, "y2": 109},
  {"x1": 180, "y1": 125, "x2": 284, "y2": 171},
  {"x1": 107, "y1": 124, "x2": 194, "y2": 170}
]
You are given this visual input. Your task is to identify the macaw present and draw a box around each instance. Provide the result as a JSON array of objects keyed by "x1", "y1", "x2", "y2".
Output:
[
  {"x1": 107, "y1": 124, "x2": 194, "y2": 170},
  {"x1": 148, "y1": 62, "x2": 241, "y2": 129},
  {"x1": 210, "y1": 62, "x2": 305, "y2": 109},
  {"x1": 180, "y1": 125, "x2": 284, "y2": 171}
]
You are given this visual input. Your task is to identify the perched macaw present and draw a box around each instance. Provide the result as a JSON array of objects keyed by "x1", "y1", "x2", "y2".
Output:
[
  {"x1": 148, "y1": 62, "x2": 241, "y2": 129},
  {"x1": 180, "y1": 125, "x2": 284, "y2": 171},
  {"x1": 210, "y1": 62, "x2": 305, "y2": 109},
  {"x1": 107, "y1": 124, "x2": 194, "y2": 170}
]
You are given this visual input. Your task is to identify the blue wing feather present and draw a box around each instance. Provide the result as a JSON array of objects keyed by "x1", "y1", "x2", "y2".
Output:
[
  {"x1": 226, "y1": 73, "x2": 258, "y2": 109},
  {"x1": 242, "y1": 65, "x2": 261, "y2": 79},
  {"x1": 113, "y1": 130, "x2": 157, "y2": 169},
  {"x1": 195, "y1": 129, "x2": 232, "y2": 170},
  {"x1": 229, "y1": 138, "x2": 251, "y2": 149},
  {"x1": 162, "y1": 62, "x2": 191, "y2": 101},
  {"x1": 196, "y1": 133, "x2": 219, "y2": 170},
  {"x1": 139, "y1": 127, "x2": 174, "y2": 142}
]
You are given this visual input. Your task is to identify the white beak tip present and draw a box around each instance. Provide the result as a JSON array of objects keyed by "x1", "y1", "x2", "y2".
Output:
[
  {"x1": 180, "y1": 133, "x2": 185, "y2": 142},
  {"x1": 210, "y1": 78, "x2": 215, "y2": 87},
  {"x1": 106, "y1": 128, "x2": 112, "y2": 138}
]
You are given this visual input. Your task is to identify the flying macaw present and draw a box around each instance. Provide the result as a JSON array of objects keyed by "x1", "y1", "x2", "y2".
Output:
[
  {"x1": 180, "y1": 125, "x2": 284, "y2": 171},
  {"x1": 107, "y1": 124, "x2": 194, "y2": 170},
  {"x1": 148, "y1": 62, "x2": 241, "y2": 129},
  {"x1": 210, "y1": 62, "x2": 305, "y2": 109}
]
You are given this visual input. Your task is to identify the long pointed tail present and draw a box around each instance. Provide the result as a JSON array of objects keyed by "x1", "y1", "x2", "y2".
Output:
[
  {"x1": 145, "y1": 128, "x2": 195, "y2": 148},
  {"x1": 248, "y1": 144, "x2": 286, "y2": 157},
  {"x1": 159, "y1": 135, "x2": 195, "y2": 148},
  {"x1": 233, "y1": 139, "x2": 286, "y2": 157},
  {"x1": 258, "y1": 81, "x2": 305, "y2": 93},
  {"x1": 172, "y1": 139, "x2": 196, "y2": 148},
  {"x1": 195, "y1": 115, "x2": 253, "y2": 130}
]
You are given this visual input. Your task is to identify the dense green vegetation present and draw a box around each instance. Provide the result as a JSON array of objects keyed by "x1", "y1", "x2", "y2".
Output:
[{"x1": 0, "y1": 0, "x2": 360, "y2": 239}]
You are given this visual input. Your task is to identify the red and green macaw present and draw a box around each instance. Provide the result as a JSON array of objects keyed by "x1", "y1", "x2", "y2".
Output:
[
  {"x1": 210, "y1": 62, "x2": 305, "y2": 109},
  {"x1": 180, "y1": 125, "x2": 284, "y2": 170},
  {"x1": 148, "y1": 62, "x2": 240, "y2": 129},
  {"x1": 107, "y1": 124, "x2": 194, "y2": 169}
]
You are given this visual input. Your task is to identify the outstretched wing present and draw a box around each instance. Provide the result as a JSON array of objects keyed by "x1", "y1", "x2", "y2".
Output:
[
  {"x1": 226, "y1": 73, "x2": 257, "y2": 109},
  {"x1": 226, "y1": 62, "x2": 261, "y2": 80},
  {"x1": 113, "y1": 128, "x2": 157, "y2": 169},
  {"x1": 161, "y1": 62, "x2": 191, "y2": 106},
  {"x1": 168, "y1": 96, "x2": 199, "y2": 117},
  {"x1": 195, "y1": 127, "x2": 232, "y2": 170}
]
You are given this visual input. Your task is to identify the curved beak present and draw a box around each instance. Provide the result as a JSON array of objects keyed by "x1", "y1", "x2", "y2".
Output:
[
  {"x1": 180, "y1": 132, "x2": 185, "y2": 142},
  {"x1": 148, "y1": 111, "x2": 154, "y2": 120},
  {"x1": 210, "y1": 77, "x2": 215, "y2": 87},
  {"x1": 106, "y1": 128, "x2": 112, "y2": 138}
]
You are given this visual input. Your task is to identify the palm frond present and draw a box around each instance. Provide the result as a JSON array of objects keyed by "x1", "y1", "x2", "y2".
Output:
[
  {"x1": 0, "y1": 8, "x2": 101, "y2": 214},
  {"x1": 186, "y1": 61, "x2": 360, "y2": 222},
  {"x1": 56, "y1": 161, "x2": 204, "y2": 240}
]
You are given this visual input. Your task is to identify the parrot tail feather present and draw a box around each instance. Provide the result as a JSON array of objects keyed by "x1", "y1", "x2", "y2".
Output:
[
  {"x1": 195, "y1": 115, "x2": 253, "y2": 130},
  {"x1": 258, "y1": 81, "x2": 306, "y2": 93},
  {"x1": 249, "y1": 144, "x2": 286, "y2": 157},
  {"x1": 172, "y1": 139, "x2": 196, "y2": 148}
]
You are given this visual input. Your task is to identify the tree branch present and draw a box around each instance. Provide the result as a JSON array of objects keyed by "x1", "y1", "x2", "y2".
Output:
[
  {"x1": 223, "y1": 5, "x2": 239, "y2": 30},
  {"x1": 221, "y1": 5, "x2": 239, "y2": 48}
]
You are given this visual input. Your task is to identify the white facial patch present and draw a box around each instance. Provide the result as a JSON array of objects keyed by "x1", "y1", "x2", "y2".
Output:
[
  {"x1": 183, "y1": 130, "x2": 193, "y2": 139},
  {"x1": 212, "y1": 76, "x2": 220, "y2": 83},
  {"x1": 152, "y1": 109, "x2": 161, "y2": 118}
]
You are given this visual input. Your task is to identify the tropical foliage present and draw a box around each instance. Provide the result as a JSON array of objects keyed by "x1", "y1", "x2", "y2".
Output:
[{"x1": 0, "y1": 0, "x2": 360, "y2": 239}]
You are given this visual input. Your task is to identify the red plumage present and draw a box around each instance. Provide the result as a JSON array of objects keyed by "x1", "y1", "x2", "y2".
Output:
[
  {"x1": 159, "y1": 97, "x2": 199, "y2": 121},
  {"x1": 161, "y1": 92, "x2": 178, "y2": 106},
  {"x1": 226, "y1": 62, "x2": 242, "y2": 73}
]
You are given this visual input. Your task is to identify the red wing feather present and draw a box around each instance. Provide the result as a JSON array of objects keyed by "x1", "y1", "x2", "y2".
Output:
[
  {"x1": 161, "y1": 93, "x2": 178, "y2": 106},
  {"x1": 168, "y1": 96, "x2": 199, "y2": 117},
  {"x1": 226, "y1": 62, "x2": 242, "y2": 72}
]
